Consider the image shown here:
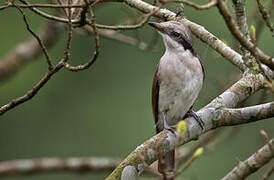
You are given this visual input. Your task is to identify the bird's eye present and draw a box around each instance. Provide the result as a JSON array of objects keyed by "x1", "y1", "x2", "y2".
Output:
[{"x1": 171, "y1": 31, "x2": 180, "y2": 37}]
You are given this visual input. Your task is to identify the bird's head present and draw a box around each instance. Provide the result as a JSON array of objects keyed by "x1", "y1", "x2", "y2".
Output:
[{"x1": 148, "y1": 21, "x2": 194, "y2": 52}]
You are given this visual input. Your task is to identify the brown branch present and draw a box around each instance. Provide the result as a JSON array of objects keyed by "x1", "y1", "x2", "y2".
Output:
[
  {"x1": 94, "y1": 6, "x2": 161, "y2": 30},
  {"x1": 64, "y1": 1, "x2": 100, "y2": 71},
  {"x1": 83, "y1": 26, "x2": 148, "y2": 49},
  {"x1": 0, "y1": 5, "x2": 66, "y2": 115},
  {"x1": 0, "y1": 1, "x2": 97, "y2": 9},
  {"x1": 63, "y1": 0, "x2": 73, "y2": 63},
  {"x1": 15, "y1": 4, "x2": 54, "y2": 70},
  {"x1": 222, "y1": 139, "x2": 274, "y2": 180},
  {"x1": 0, "y1": 63, "x2": 64, "y2": 115},
  {"x1": 256, "y1": 0, "x2": 274, "y2": 37},
  {"x1": 18, "y1": 0, "x2": 81, "y2": 24},
  {"x1": 15, "y1": 0, "x2": 119, "y2": 25},
  {"x1": 216, "y1": 0, "x2": 274, "y2": 70}
]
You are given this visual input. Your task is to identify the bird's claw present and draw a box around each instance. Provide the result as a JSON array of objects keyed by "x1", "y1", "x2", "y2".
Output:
[{"x1": 186, "y1": 110, "x2": 204, "y2": 130}]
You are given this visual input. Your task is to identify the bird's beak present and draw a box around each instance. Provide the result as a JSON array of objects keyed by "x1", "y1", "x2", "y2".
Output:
[{"x1": 148, "y1": 22, "x2": 164, "y2": 33}]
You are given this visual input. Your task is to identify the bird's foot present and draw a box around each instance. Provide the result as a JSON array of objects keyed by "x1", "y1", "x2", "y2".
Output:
[
  {"x1": 186, "y1": 110, "x2": 204, "y2": 130},
  {"x1": 163, "y1": 116, "x2": 176, "y2": 134}
]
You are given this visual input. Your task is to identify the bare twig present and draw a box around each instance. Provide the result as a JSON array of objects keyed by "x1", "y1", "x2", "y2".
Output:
[
  {"x1": 15, "y1": 4, "x2": 54, "y2": 70},
  {"x1": 165, "y1": 0, "x2": 217, "y2": 10},
  {"x1": 64, "y1": 1, "x2": 100, "y2": 71},
  {"x1": 256, "y1": 0, "x2": 274, "y2": 37},
  {"x1": 0, "y1": 3, "x2": 67, "y2": 115},
  {"x1": 253, "y1": 1, "x2": 274, "y2": 42},
  {"x1": 83, "y1": 26, "x2": 148, "y2": 49},
  {"x1": 1, "y1": 1, "x2": 97, "y2": 9},
  {"x1": 15, "y1": 0, "x2": 119, "y2": 25},
  {"x1": 18, "y1": 0, "x2": 80, "y2": 24},
  {"x1": 63, "y1": 0, "x2": 73, "y2": 63},
  {"x1": 222, "y1": 139, "x2": 274, "y2": 180},
  {"x1": 94, "y1": 6, "x2": 161, "y2": 30},
  {"x1": 0, "y1": 63, "x2": 64, "y2": 115}
]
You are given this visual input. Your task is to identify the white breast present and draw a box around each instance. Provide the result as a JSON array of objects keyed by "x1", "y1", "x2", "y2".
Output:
[{"x1": 157, "y1": 50, "x2": 203, "y2": 127}]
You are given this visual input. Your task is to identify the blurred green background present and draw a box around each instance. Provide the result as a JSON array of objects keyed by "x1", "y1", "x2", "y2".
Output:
[{"x1": 0, "y1": 0, "x2": 273, "y2": 179}]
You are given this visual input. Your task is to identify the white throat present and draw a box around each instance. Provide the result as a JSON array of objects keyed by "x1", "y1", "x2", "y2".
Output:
[{"x1": 161, "y1": 33, "x2": 186, "y2": 53}]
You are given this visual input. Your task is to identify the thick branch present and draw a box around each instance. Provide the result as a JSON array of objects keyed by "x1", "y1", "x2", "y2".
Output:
[
  {"x1": 105, "y1": 72, "x2": 269, "y2": 179},
  {"x1": 124, "y1": 0, "x2": 248, "y2": 72},
  {"x1": 0, "y1": 157, "x2": 120, "y2": 177},
  {"x1": 211, "y1": 101, "x2": 274, "y2": 127},
  {"x1": 222, "y1": 139, "x2": 274, "y2": 180}
]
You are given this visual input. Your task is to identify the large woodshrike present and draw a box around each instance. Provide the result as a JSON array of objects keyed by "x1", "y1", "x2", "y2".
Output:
[{"x1": 149, "y1": 21, "x2": 204, "y2": 177}]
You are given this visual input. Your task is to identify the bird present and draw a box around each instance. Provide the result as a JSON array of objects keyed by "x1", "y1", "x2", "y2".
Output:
[{"x1": 148, "y1": 21, "x2": 205, "y2": 179}]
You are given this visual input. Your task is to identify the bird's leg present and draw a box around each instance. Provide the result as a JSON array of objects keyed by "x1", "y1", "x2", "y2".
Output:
[
  {"x1": 185, "y1": 109, "x2": 204, "y2": 130},
  {"x1": 162, "y1": 112, "x2": 176, "y2": 134}
]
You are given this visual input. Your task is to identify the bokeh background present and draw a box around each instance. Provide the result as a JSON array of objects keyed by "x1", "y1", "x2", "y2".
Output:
[{"x1": 0, "y1": 0, "x2": 273, "y2": 179}]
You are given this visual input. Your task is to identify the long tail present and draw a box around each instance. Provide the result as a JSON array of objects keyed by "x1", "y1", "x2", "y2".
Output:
[{"x1": 158, "y1": 150, "x2": 175, "y2": 180}]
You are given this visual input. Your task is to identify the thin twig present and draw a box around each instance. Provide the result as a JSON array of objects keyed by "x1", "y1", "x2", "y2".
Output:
[
  {"x1": 253, "y1": 0, "x2": 274, "y2": 42},
  {"x1": 14, "y1": 4, "x2": 54, "y2": 70},
  {"x1": 1, "y1": 1, "x2": 97, "y2": 9},
  {"x1": 18, "y1": 0, "x2": 80, "y2": 24},
  {"x1": 94, "y1": 7, "x2": 161, "y2": 30},
  {"x1": 256, "y1": 0, "x2": 274, "y2": 37},
  {"x1": 0, "y1": 63, "x2": 64, "y2": 115},
  {"x1": 64, "y1": 0, "x2": 100, "y2": 71},
  {"x1": 222, "y1": 139, "x2": 274, "y2": 180},
  {"x1": 165, "y1": 0, "x2": 217, "y2": 10},
  {"x1": 83, "y1": 26, "x2": 149, "y2": 49},
  {"x1": 63, "y1": 0, "x2": 73, "y2": 63}
]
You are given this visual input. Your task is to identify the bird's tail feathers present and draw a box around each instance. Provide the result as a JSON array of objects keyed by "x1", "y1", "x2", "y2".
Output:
[{"x1": 158, "y1": 150, "x2": 175, "y2": 180}]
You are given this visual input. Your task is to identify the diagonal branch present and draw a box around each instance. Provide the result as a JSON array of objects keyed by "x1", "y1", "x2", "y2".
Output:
[
  {"x1": 256, "y1": 0, "x2": 274, "y2": 37},
  {"x1": 221, "y1": 139, "x2": 274, "y2": 180},
  {"x1": 124, "y1": 0, "x2": 248, "y2": 72},
  {"x1": 105, "y1": 72, "x2": 269, "y2": 179}
]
